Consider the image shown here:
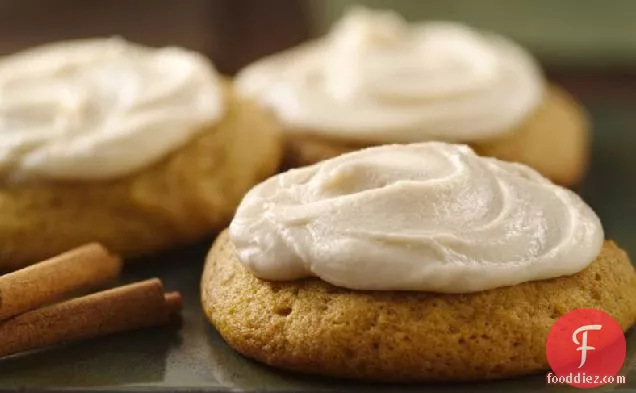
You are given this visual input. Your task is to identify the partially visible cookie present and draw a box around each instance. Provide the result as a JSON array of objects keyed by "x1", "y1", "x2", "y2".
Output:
[
  {"x1": 474, "y1": 85, "x2": 589, "y2": 187},
  {"x1": 0, "y1": 89, "x2": 283, "y2": 270},
  {"x1": 283, "y1": 85, "x2": 589, "y2": 186},
  {"x1": 202, "y1": 230, "x2": 636, "y2": 382}
]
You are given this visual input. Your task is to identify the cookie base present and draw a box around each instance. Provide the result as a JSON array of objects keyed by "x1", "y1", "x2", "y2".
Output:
[{"x1": 202, "y1": 230, "x2": 636, "y2": 382}]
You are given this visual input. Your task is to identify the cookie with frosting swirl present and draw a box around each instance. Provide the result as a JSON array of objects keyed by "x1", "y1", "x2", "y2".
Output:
[
  {"x1": 236, "y1": 6, "x2": 589, "y2": 186},
  {"x1": 202, "y1": 142, "x2": 636, "y2": 382},
  {"x1": 0, "y1": 38, "x2": 283, "y2": 269}
]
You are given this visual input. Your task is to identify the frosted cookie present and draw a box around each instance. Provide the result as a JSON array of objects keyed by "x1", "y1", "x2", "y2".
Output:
[
  {"x1": 202, "y1": 143, "x2": 636, "y2": 382},
  {"x1": 235, "y1": 7, "x2": 589, "y2": 186},
  {"x1": 0, "y1": 38, "x2": 282, "y2": 270}
]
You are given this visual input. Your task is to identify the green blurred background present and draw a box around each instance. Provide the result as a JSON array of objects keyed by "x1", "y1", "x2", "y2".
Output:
[
  {"x1": 311, "y1": 0, "x2": 636, "y2": 68},
  {"x1": 2, "y1": 0, "x2": 636, "y2": 72}
]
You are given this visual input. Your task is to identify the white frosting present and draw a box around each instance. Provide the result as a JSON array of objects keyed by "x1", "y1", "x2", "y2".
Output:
[
  {"x1": 229, "y1": 143, "x2": 604, "y2": 293},
  {"x1": 0, "y1": 38, "x2": 225, "y2": 181},
  {"x1": 236, "y1": 7, "x2": 544, "y2": 143}
]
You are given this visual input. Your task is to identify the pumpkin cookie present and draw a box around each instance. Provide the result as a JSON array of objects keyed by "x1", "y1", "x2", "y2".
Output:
[
  {"x1": 0, "y1": 39, "x2": 282, "y2": 270},
  {"x1": 236, "y1": 7, "x2": 589, "y2": 186},
  {"x1": 202, "y1": 143, "x2": 636, "y2": 382}
]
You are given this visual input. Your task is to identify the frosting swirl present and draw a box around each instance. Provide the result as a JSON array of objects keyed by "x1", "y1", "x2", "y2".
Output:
[
  {"x1": 236, "y1": 7, "x2": 544, "y2": 143},
  {"x1": 0, "y1": 38, "x2": 225, "y2": 181},
  {"x1": 229, "y1": 143, "x2": 603, "y2": 293}
]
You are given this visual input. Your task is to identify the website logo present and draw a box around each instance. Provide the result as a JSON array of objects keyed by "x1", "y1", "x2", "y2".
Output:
[
  {"x1": 546, "y1": 308, "x2": 626, "y2": 388},
  {"x1": 573, "y1": 324, "x2": 602, "y2": 368}
]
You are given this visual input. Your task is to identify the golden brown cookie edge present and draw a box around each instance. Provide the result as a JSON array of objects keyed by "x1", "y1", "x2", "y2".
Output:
[{"x1": 202, "y1": 230, "x2": 636, "y2": 382}]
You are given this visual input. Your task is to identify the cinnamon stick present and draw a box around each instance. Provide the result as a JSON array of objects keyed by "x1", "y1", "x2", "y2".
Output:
[
  {"x1": 0, "y1": 278, "x2": 180, "y2": 358},
  {"x1": 0, "y1": 243, "x2": 122, "y2": 321},
  {"x1": 164, "y1": 292, "x2": 182, "y2": 314}
]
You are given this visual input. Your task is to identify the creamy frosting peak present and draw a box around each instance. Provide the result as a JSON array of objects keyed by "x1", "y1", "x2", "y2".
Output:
[
  {"x1": 229, "y1": 143, "x2": 604, "y2": 293},
  {"x1": 0, "y1": 38, "x2": 225, "y2": 181},
  {"x1": 236, "y1": 7, "x2": 545, "y2": 143}
]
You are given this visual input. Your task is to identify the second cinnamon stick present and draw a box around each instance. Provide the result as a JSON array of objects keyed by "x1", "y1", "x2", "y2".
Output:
[{"x1": 0, "y1": 278, "x2": 180, "y2": 358}]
